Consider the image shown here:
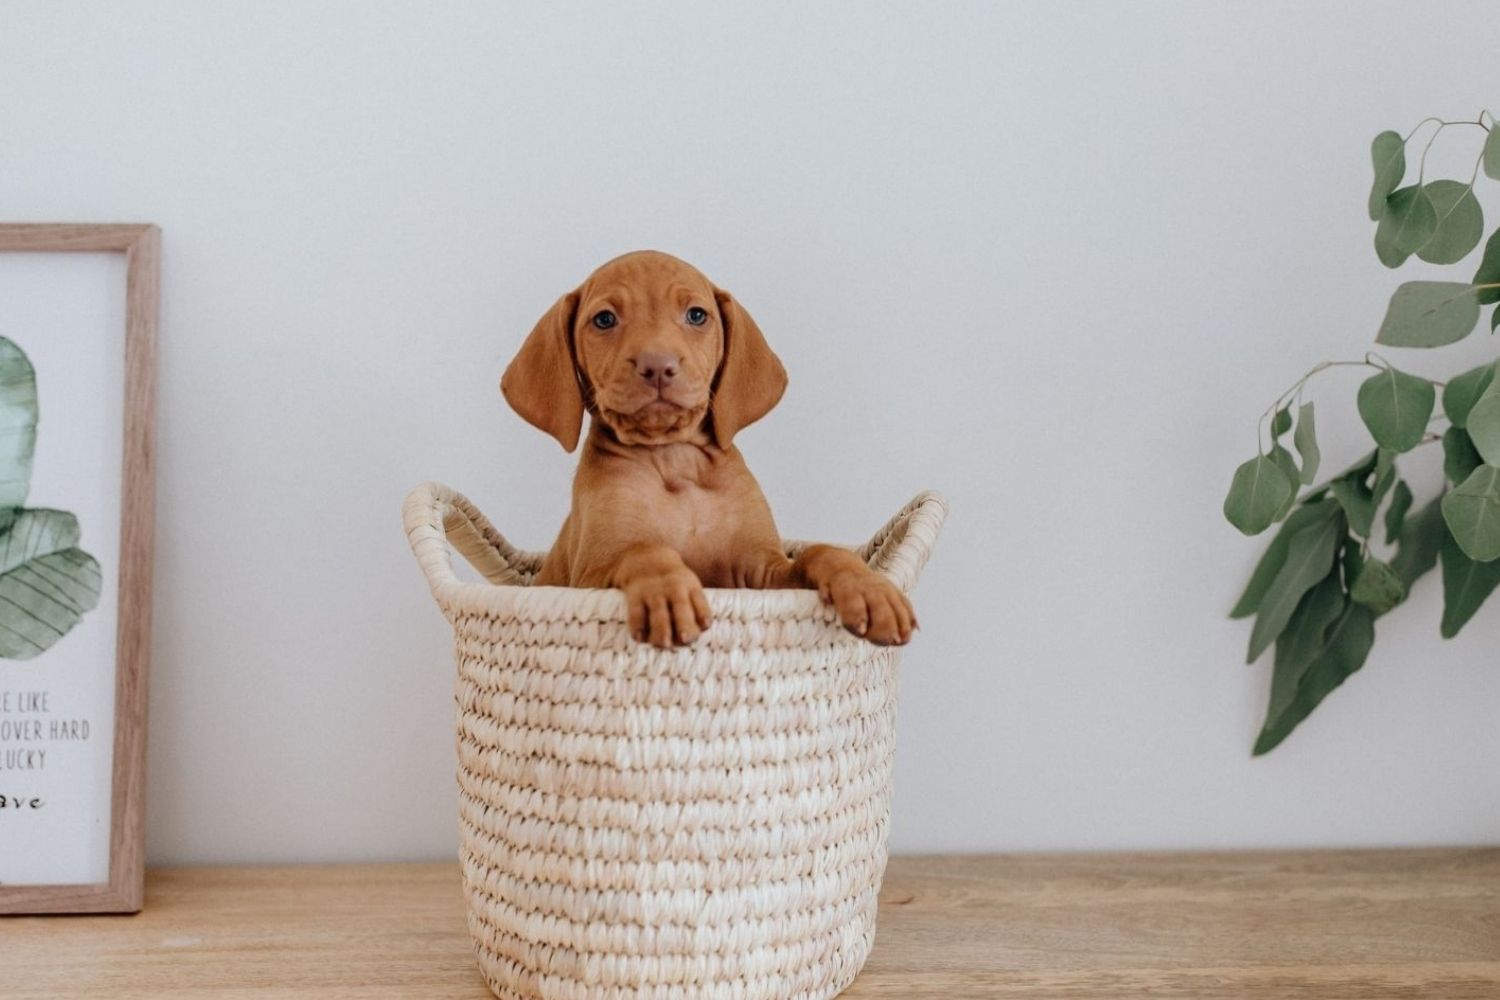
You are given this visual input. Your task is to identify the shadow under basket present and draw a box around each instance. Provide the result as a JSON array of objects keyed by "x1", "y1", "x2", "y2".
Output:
[{"x1": 403, "y1": 482, "x2": 948, "y2": 1000}]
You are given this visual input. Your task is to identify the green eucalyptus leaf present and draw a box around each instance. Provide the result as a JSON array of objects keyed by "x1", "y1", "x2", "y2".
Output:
[
  {"x1": 1271, "y1": 406, "x2": 1292, "y2": 439},
  {"x1": 1330, "y1": 477, "x2": 1376, "y2": 539},
  {"x1": 1473, "y1": 229, "x2": 1500, "y2": 305},
  {"x1": 0, "y1": 339, "x2": 38, "y2": 511},
  {"x1": 1486, "y1": 124, "x2": 1500, "y2": 182},
  {"x1": 1374, "y1": 185, "x2": 1437, "y2": 267},
  {"x1": 1254, "y1": 601, "x2": 1375, "y2": 756},
  {"x1": 1464, "y1": 380, "x2": 1500, "y2": 465},
  {"x1": 1376, "y1": 281, "x2": 1482, "y2": 348},
  {"x1": 1416, "y1": 180, "x2": 1484, "y2": 265},
  {"x1": 1247, "y1": 512, "x2": 1346, "y2": 663},
  {"x1": 1269, "y1": 445, "x2": 1300, "y2": 520},
  {"x1": 1441, "y1": 464, "x2": 1500, "y2": 562},
  {"x1": 1292, "y1": 402, "x2": 1320, "y2": 485},
  {"x1": 1338, "y1": 449, "x2": 1380, "y2": 481},
  {"x1": 1384, "y1": 479, "x2": 1413, "y2": 544},
  {"x1": 1341, "y1": 535, "x2": 1365, "y2": 588},
  {"x1": 1357, "y1": 367, "x2": 1434, "y2": 452},
  {"x1": 1373, "y1": 449, "x2": 1398, "y2": 505},
  {"x1": 1369, "y1": 130, "x2": 1406, "y2": 220},
  {"x1": 1443, "y1": 427, "x2": 1482, "y2": 485},
  {"x1": 1442, "y1": 362, "x2": 1495, "y2": 427},
  {"x1": 1440, "y1": 531, "x2": 1500, "y2": 637},
  {"x1": 1230, "y1": 499, "x2": 1342, "y2": 619},
  {"x1": 1391, "y1": 494, "x2": 1446, "y2": 588},
  {"x1": 1350, "y1": 558, "x2": 1406, "y2": 614},
  {"x1": 1224, "y1": 454, "x2": 1294, "y2": 536},
  {"x1": 1265, "y1": 573, "x2": 1344, "y2": 729}
]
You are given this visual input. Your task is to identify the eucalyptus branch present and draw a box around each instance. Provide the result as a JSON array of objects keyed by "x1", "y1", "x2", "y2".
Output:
[
  {"x1": 1407, "y1": 116, "x2": 1488, "y2": 183},
  {"x1": 1255, "y1": 359, "x2": 1382, "y2": 453},
  {"x1": 1225, "y1": 109, "x2": 1500, "y2": 757}
]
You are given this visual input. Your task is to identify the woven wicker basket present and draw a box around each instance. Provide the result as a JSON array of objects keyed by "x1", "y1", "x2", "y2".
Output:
[{"x1": 403, "y1": 482, "x2": 947, "y2": 1000}]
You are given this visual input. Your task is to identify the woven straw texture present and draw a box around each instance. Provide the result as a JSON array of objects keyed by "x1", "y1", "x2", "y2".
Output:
[{"x1": 404, "y1": 483, "x2": 947, "y2": 1000}]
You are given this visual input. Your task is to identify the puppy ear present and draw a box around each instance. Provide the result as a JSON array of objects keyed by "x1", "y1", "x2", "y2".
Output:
[
  {"x1": 710, "y1": 288, "x2": 788, "y2": 449},
  {"x1": 501, "y1": 290, "x2": 585, "y2": 452}
]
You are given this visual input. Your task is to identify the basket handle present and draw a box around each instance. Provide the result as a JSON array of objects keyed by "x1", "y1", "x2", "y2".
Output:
[
  {"x1": 403, "y1": 481, "x2": 535, "y2": 598},
  {"x1": 859, "y1": 490, "x2": 950, "y2": 594}
]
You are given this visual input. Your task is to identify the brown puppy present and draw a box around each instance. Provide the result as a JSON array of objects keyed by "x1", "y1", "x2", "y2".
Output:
[{"x1": 501, "y1": 250, "x2": 916, "y2": 648}]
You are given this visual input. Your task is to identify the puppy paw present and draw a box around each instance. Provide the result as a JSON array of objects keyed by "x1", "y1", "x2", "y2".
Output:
[
  {"x1": 820, "y1": 567, "x2": 917, "y2": 645},
  {"x1": 624, "y1": 568, "x2": 712, "y2": 648}
]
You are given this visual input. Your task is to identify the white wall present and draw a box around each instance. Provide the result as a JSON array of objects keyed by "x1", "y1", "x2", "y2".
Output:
[{"x1": 2, "y1": 1, "x2": 1496, "y2": 865}]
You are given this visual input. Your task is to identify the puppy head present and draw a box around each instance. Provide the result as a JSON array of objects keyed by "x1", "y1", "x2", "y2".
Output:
[{"x1": 501, "y1": 250, "x2": 787, "y2": 450}]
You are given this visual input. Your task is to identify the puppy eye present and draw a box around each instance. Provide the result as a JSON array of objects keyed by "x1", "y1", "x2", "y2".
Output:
[
  {"x1": 591, "y1": 310, "x2": 617, "y2": 330},
  {"x1": 685, "y1": 306, "x2": 709, "y2": 327}
]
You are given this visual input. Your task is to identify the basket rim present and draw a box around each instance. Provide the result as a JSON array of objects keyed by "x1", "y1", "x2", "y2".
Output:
[
  {"x1": 404, "y1": 482, "x2": 948, "y2": 627},
  {"x1": 437, "y1": 579, "x2": 837, "y2": 625}
]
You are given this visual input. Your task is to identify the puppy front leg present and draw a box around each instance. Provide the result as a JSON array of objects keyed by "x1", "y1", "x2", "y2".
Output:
[
  {"x1": 752, "y1": 545, "x2": 917, "y2": 645},
  {"x1": 587, "y1": 545, "x2": 712, "y2": 648}
]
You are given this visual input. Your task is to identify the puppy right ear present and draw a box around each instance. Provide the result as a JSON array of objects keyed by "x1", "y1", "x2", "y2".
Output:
[{"x1": 500, "y1": 290, "x2": 585, "y2": 452}]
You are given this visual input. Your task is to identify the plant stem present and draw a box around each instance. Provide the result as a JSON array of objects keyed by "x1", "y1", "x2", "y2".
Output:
[{"x1": 1257, "y1": 359, "x2": 1384, "y2": 454}]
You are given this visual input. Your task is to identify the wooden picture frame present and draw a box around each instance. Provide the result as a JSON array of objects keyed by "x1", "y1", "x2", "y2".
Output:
[{"x1": 0, "y1": 224, "x2": 158, "y2": 914}]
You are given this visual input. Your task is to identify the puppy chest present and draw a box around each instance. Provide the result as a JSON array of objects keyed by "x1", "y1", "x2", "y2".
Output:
[
  {"x1": 656, "y1": 480, "x2": 743, "y2": 568},
  {"x1": 659, "y1": 479, "x2": 734, "y2": 538}
]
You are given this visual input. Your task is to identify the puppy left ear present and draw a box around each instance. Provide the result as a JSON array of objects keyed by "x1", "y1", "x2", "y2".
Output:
[
  {"x1": 501, "y1": 290, "x2": 585, "y2": 452},
  {"x1": 711, "y1": 287, "x2": 787, "y2": 449}
]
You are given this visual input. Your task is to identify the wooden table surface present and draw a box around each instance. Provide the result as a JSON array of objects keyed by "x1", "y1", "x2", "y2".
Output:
[{"x1": 2, "y1": 850, "x2": 1497, "y2": 999}]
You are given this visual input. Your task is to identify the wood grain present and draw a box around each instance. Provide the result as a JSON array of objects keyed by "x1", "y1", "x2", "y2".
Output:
[
  {"x1": 1, "y1": 851, "x2": 1495, "y2": 998},
  {"x1": 0, "y1": 223, "x2": 159, "y2": 914}
]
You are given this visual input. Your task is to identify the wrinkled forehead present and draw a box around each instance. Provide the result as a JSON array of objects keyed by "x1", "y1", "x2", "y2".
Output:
[{"x1": 579, "y1": 252, "x2": 716, "y2": 312}]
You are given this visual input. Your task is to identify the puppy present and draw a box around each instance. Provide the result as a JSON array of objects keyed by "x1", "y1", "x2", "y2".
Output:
[{"x1": 501, "y1": 250, "x2": 917, "y2": 648}]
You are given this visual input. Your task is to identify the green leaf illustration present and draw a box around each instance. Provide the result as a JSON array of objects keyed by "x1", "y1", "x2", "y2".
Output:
[
  {"x1": 1485, "y1": 124, "x2": 1500, "y2": 182},
  {"x1": 0, "y1": 509, "x2": 102, "y2": 659},
  {"x1": 0, "y1": 549, "x2": 102, "y2": 659},
  {"x1": 0, "y1": 337, "x2": 102, "y2": 661},
  {"x1": 0, "y1": 338, "x2": 38, "y2": 513}
]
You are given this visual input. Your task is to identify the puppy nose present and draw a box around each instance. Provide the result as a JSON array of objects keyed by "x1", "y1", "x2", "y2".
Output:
[{"x1": 635, "y1": 351, "x2": 679, "y2": 389}]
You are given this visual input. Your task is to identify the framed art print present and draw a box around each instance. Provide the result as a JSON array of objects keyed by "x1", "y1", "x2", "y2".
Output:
[{"x1": 0, "y1": 224, "x2": 158, "y2": 914}]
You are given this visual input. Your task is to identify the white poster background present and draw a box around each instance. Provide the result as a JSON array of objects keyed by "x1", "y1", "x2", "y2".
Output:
[{"x1": 0, "y1": 253, "x2": 124, "y2": 886}]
